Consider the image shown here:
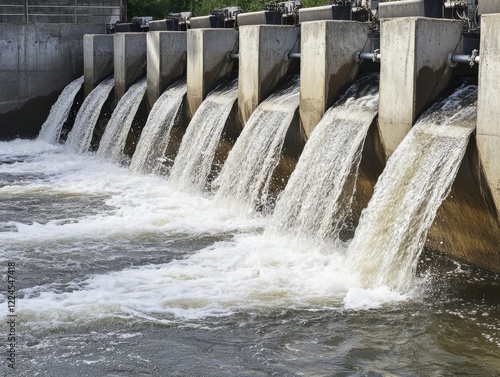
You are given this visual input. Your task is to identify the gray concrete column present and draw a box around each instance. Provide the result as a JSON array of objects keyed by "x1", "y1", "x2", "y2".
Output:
[
  {"x1": 378, "y1": 17, "x2": 463, "y2": 157},
  {"x1": 238, "y1": 25, "x2": 299, "y2": 126},
  {"x1": 83, "y1": 34, "x2": 114, "y2": 97},
  {"x1": 477, "y1": 14, "x2": 500, "y2": 215},
  {"x1": 186, "y1": 29, "x2": 238, "y2": 119},
  {"x1": 300, "y1": 21, "x2": 371, "y2": 137},
  {"x1": 114, "y1": 32, "x2": 147, "y2": 101},
  {"x1": 147, "y1": 31, "x2": 187, "y2": 108}
]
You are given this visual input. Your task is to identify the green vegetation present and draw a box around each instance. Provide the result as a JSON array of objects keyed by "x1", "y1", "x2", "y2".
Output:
[{"x1": 127, "y1": 0, "x2": 331, "y2": 19}]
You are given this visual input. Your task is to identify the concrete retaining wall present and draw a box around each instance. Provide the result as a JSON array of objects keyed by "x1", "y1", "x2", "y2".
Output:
[
  {"x1": 477, "y1": 14, "x2": 500, "y2": 217},
  {"x1": 114, "y1": 33, "x2": 147, "y2": 101},
  {"x1": 378, "y1": 17, "x2": 463, "y2": 157},
  {"x1": 146, "y1": 31, "x2": 187, "y2": 108},
  {"x1": 300, "y1": 20, "x2": 371, "y2": 137},
  {"x1": 83, "y1": 34, "x2": 114, "y2": 97},
  {"x1": 0, "y1": 23, "x2": 105, "y2": 139},
  {"x1": 0, "y1": 0, "x2": 124, "y2": 24},
  {"x1": 186, "y1": 29, "x2": 238, "y2": 120},
  {"x1": 238, "y1": 25, "x2": 299, "y2": 126}
]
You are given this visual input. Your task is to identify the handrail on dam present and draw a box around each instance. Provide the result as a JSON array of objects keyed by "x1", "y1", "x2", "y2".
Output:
[{"x1": 447, "y1": 49, "x2": 480, "y2": 67}]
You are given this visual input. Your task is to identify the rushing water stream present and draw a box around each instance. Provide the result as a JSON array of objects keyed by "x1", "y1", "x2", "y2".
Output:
[{"x1": 0, "y1": 82, "x2": 499, "y2": 375}]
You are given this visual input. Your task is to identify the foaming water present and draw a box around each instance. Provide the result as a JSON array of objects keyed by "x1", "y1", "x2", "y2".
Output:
[
  {"x1": 129, "y1": 79, "x2": 187, "y2": 175},
  {"x1": 37, "y1": 76, "x2": 84, "y2": 144},
  {"x1": 266, "y1": 74, "x2": 379, "y2": 245},
  {"x1": 65, "y1": 76, "x2": 114, "y2": 154},
  {"x1": 347, "y1": 85, "x2": 478, "y2": 293},
  {"x1": 213, "y1": 77, "x2": 300, "y2": 214},
  {"x1": 97, "y1": 78, "x2": 147, "y2": 163},
  {"x1": 169, "y1": 79, "x2": 238, "y2": 193}
]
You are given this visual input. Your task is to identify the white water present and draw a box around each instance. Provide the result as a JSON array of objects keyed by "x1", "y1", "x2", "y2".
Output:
[
  {"x1": 129, "y1": 79, "x2": 187, "y2": 175},
  {"x1": 213, "y1": 77, "x2": 300, "y2": 214},
  {"x1": 169, "y1": 79, "x2": 238, "y2": 193},
  {"x1": 0, "y1": 139, "x2": 408, "y2": 332},
  {"x1": 347, "y1": 85, "x2": 478, "y2": 293},
  {"x1": 266, "y1": 75, "x2": 379, "y2": 245},
  {"x1": 37, "y1": 76, "x2": 84, "y2": 144},
  {"x1": 65, "y1": 76, "x2": 114, "y2": 154},
  {"x1": 97, "y1": 78, "x2": 147, "y2": 163}
]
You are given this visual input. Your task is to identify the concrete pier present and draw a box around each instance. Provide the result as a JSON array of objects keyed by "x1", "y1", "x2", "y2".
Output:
[
  {"x1": 378, "y1": 17, "x2": 463, "y2": 157},
  {"x1": 186, "y1": 29, "x2": 238, "y2": 119},
  {"x1": 147, "y1": 31, "x2": 187, "y2": 108},
  {"x1": 477, "y1": 14, "x2": 500, "y2": 216},
  {"x1": 299, "y1": 21, "x2": 371, "y2": 137},
  {"x1": 114, "y1": 33, "x2": 147, "y2": 101},
  {"x1": 238, "y1": 25, "x2": 299, "y2": 126},
  {"x1": 83, "y1": 34, "x2": 114, "y2": 97}
]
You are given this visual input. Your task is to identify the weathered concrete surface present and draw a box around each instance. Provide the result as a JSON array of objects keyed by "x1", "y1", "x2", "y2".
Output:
[
  {"x1": 147, "y1": 31, "x2": 187, "y2": 108},
  {"x1": 238, "y1": 25, "x2": 299, "y2": 126},
  {"x1": 427, "y1": 138, "x2": 500, "y2": 274},
  {"x1": 478, "y1": 0, "x2": 500, "y2": 15},
  {"x1": 378, "y1": 0, "x2": 425, "y2": 18},
  {"x1": 378, "y1": 17, "x2": 463, "y2": 157},
  {"x1": 186, "y1": 29, "x2": 237, "y2": 119},
  {"x1": 0, "y1": 23, "x2": 105, "y2": 140},
  {"x1": 0, "y1": 0, "x2": 124, "y2": 24},
  {"x1": 114, "y1": 33, "x2": 147, "y2": 101},
  {"x1": 300, "y1": 21, "x2": 371, "y2": 137},
  {"x1": 236, "y1": 11, "x2": 282, "y2": 26},
  {"x1": 298, "y1": 5, "x2": 351, "y2": 23},
  {"x1": 477, "y1": 14, "x2": 500, "y2": 216},
  {"x1": 83, "y1": 34, "x2": 114, "y2": 97}
]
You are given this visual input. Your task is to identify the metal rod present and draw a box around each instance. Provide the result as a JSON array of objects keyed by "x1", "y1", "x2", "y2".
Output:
[
  {"x1": 357, "y1": 51, "x2": 381, "y2": 62},
  {"x1": 447, "y1": 50, "x2": 480, "y2": 67},
  {"x1": 288, "y1": 52, "x2": 300, "y2": 59},
  {"x1": 227, "y1": 52, "x2": 239, "y2": 61}
]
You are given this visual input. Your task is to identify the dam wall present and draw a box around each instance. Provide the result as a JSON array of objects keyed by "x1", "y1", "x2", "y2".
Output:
[
  {"x1": 3, "y1": 7, "x2": 500, "y2": 273},
  {"x1": 0, "y1": 23, "x2": 105, "y2": 139}
]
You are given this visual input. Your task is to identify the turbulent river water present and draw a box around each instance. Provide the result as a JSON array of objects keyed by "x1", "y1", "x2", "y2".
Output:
[{"x1": 1, "y1": 139, "x2": 499, "y2": 376}]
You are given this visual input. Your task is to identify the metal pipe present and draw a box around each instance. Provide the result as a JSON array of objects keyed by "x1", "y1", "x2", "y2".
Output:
[
  {"x1": 447, "y1": 50, "x2": 480, "y2": 67},
  {"x1": 357, "y1": 51, "x2": 381, "y2": 62},
  {"x1": 227, "y1": 52, "x2": 239, "y2": 61},
  {"x1": 288, "y1": 52, "x2": 300, "y2": 59}
]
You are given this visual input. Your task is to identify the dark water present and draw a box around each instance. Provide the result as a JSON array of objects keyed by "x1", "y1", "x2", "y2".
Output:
[{"x1": 1, "y1": 140, "x2": 499, "y2": 376}]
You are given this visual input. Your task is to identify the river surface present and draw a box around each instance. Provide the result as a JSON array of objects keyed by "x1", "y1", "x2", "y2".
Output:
[{"x1": 1, "y1": 139, "x2": 499, "y2": 376}]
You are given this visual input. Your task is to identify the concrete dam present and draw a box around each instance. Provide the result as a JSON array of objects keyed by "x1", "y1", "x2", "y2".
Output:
[{"x1": 2, "y1": 0, "x2": 500, "y2": 285}]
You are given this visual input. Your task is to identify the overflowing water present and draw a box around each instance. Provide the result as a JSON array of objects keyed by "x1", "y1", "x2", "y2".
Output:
[
  {"x1": 0, "y1": 82, "x2": 499, "y2": 375},
  {"x1": 65, "y1": 76, "x2": 115, "y2": 154},
  {"x1": 129, "y1": 79, "x2": 187, "y2": 175},
  {"x1": 96, "y1": 78, "x2": 147, "y2": 163},
  {"x1": 347, "y1": 85, "x2": 478, "y2": 293},
  {"x1": 169, "y1": 79, "x2": 238, "y2": 193},
  {"x1": 267, "y1": 74, "x2": 379, "y2": 245},
  {"x1": 213, "y1": 77, "x2": 300, "y2": 214},
  {"x1": 37, "y1": 76, "x2": 84, "y2": 144}
]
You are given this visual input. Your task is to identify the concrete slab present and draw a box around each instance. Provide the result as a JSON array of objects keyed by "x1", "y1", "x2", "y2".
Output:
[
  {"x1": 186, "y1": 28, "x2": 238, "y2": 119},
  {"x1": 147, "y1": 31, "x2": 187, "y2": 107},
  {"x1": 238, "y1": 25, "x2": 299, "y2": 126},
  {"x1": 83, "y1": 34, "x2": 114, "y2": 97},
  {"x1": 299, "y1": 20, "x2": 371, "y2": 137},
  {"x1": 114, "y1": 32, "x2": 147, "y2": 101}
]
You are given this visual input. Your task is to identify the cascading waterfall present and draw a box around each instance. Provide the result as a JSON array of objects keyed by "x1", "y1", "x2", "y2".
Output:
[
  {"x1": 97, "y1": 78, "x2": 147, "y2": 163},
  {"x1": 65, "y1": 76, "x2": 115, "y2": 154},
  {"x1": 346, "y1": 85, "x2": 478, "y2": 293},
  {"x1": 213, "y1": 77, "x2": 300, "y2": 214},
  {"x1": 266, "y1": 74, "x2": 379, "y2": 245},
  {"x1": 38, "y1": 76, "x2": 84, "y2": 144},
  {"x1": 168, "y1": 79, "x2": 238, "y2": 193},
  {"x1": 129, "y1": 79, "x2": 187, "y2": 175}
]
